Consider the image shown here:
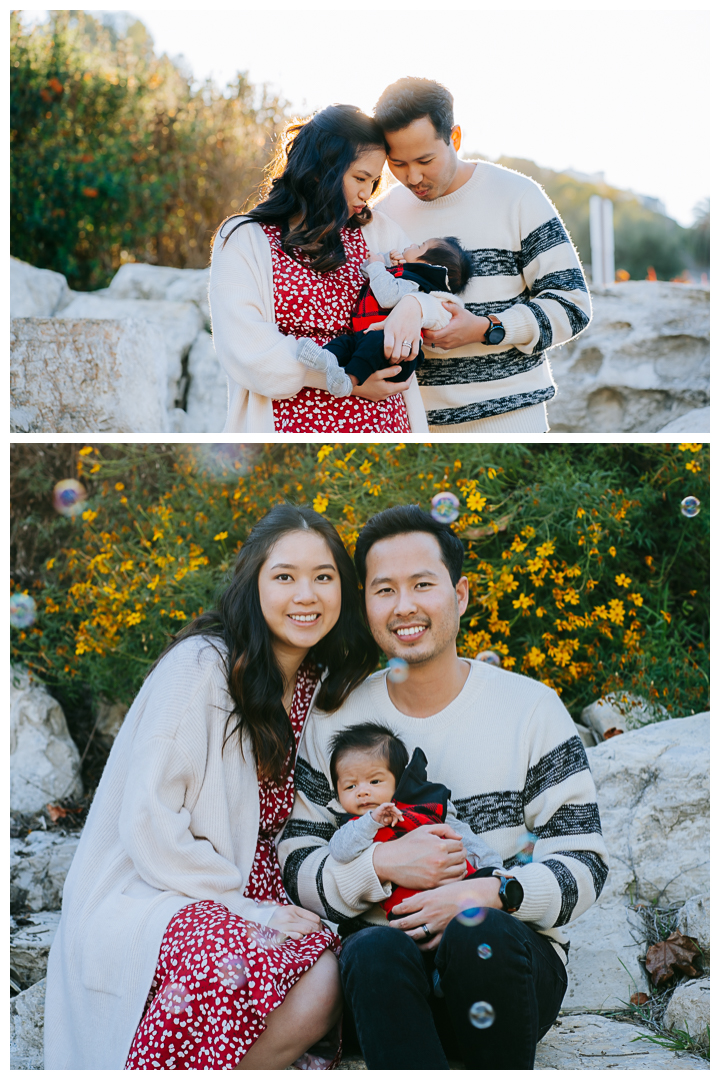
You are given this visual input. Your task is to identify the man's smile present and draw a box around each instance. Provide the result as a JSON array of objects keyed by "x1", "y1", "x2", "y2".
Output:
[{"x1": 392, "y1": 623, "x2": 429, "y2": 641}]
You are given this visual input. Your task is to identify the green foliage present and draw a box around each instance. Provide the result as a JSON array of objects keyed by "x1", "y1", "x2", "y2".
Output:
[
  {"x1": 10, "y1": 12, "x2": 287, "y2": 290},
  {"x1": 11, "y1": 443, "x2": 709, "y2": 725},
  {"x1": 494, "y1": 156, "x2": 698, "y2": 281}
]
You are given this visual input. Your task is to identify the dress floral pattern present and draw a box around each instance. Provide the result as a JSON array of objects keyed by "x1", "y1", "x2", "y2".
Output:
[
  {"x1": 125, "y1": 664, "x2": 339, "y2": 1070},
  {"x1": 263, "y1": 223, "x2": 411, "y2": 434}
]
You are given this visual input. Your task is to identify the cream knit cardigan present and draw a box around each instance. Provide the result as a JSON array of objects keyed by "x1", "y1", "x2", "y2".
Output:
[
  {"x1": 44, "y1": 636, "x2": 315, "y2": 1070},
  {"x1": 209, "y1": 211, "x2": 431, "y2": 433}
]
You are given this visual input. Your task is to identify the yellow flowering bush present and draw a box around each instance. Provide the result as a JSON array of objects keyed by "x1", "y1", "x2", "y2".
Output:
[{"x1": 11, "y1": 442, "x2": 709, "y2": 722}]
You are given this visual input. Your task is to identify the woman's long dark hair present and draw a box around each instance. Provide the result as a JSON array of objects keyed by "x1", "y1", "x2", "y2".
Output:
[
  {"x1": 153, "y1": 504, "x2": 378, "y2": 784},
  {"x1": 215, "y1": 104, "x2": 385, "y2": 273}
]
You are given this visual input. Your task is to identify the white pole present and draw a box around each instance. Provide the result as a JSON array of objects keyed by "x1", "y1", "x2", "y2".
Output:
[
  {"x1": 601, "y1": 198, "x2": 615, "y2": 285},
  {"x1": 589, "y1": 195, "x2": 604, "y2": 285}
]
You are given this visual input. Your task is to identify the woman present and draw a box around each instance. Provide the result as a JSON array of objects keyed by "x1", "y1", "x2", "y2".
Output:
[
  {"x1": 44, "y1": 505, "x2": 379, "y2": 1070},
  {"x1": 210, "y1": 104, "x2": 435, "y2": 434}
]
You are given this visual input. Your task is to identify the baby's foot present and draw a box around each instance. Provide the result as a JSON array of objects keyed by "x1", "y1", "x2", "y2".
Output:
[{"x1": 297, "y1": 339, "x2": 353, "y2": 397}]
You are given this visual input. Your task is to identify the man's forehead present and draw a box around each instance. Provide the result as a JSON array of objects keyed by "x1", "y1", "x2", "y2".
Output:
[
  {"x1": 366, "y1": 531, "x2": 444, "y2": 573},
  {"x1": 384, "y1": 117, "x2": 444, "y2": 157}
]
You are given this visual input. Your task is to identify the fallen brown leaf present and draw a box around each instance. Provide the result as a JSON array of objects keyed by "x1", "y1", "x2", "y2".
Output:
[
  {"x1": 603, "y1": 727, "x2": 624, "y2": 739},
  {"x1": 645, "y1": 931, "x2": 700, "y2": 987},
  {"x1": 630, "y1": 992, "x2": 650, "y2": 1006}
]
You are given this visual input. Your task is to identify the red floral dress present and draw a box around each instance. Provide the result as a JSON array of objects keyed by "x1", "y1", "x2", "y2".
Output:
[
  {"x1": 264, "y1": 223, "x2": 412, "y2": 434},
  {"x1": 125, "y1": 664, "x2": 340, "y2": 1071}
]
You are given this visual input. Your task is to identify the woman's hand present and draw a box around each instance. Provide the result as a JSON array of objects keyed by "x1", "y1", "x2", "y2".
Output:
[
  {"x1": 351, "y1": 368, "x2": 412, "y2": 401},
  {"x1": 365, "y1": 294, "x2": 423, "y2": 362},
  {"x1": 267, "y1": 903, "x2": 324, "y2": 939}
]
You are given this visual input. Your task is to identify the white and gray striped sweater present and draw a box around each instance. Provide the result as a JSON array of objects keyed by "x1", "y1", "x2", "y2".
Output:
[
  {"x1": 373, "y1": 162, "x2": 592, "y2": 431},
  {"x1": 278, "y1": 661, "x2": 609, "y2": 958}
]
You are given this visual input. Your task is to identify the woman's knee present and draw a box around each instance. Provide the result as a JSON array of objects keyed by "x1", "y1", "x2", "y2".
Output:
[{"x1": 286, "y1": 949, "x2": 342, "y2": 1033}]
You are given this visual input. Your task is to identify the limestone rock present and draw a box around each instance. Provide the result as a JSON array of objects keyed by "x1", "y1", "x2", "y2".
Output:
[
  {"x1": 534, "y1": 1014, "x2": 708, "y2": 1069},
  {"x1": 183, "y1": 330, "x2": 228, "y2": 433},
  {"x1": 10, "y1": 317, "x2": 169, "y2": 433},
  {"x1": 658, "y1": 407, "x2": 711, "y2": 433},
  {"x1": 676, "y1": 894, "x2": 710, "y2": 956},
  {"x1": 11, "y1": 831, "x2": 81, "y2": 913},
  {"x1": 548, "y1": 282, "x2": 709, "y2": 433},
  {"x1": 573, "y1": 720, "x2": 598, "y2": 748},
  {"x1": 11, "y1": 911, "x2": 61, "y2": 990},
  {"x1": 10, "y1": 978, "x2": 46, "y2": 1070},
  {"x1": 580, "y1": 692, "x2": 669, "y2": 738},
  {"x1": 11, "y1": 257, "x2": 73, "y2": 318},
  {"x1": 57, "y1": 295, "x2": 203, "y2": 409},
  {"x1": 94, "y1": 698, "x2": 129, "y2": 747},
  {"x1": 664, "y1": 978, "x2": 710, "y2": 1045},
  {"x1": 10, "y1": 667, "x2": 83, "y2": 815},
  {"x1": 563, "y1": 713, "x2": 709, "y2": 1013}
]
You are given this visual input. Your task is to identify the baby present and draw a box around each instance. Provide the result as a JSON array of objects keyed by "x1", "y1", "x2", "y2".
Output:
[
  {"x1": 327, "y1": 722, "x2": 501, "y2": 920},
  {"x1": 296, "y1": 236, "x2": 473, "y2": 395}
]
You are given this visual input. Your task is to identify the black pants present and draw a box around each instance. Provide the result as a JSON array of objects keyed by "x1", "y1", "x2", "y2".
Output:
[
  {"x1": 338, "y1": 910, "x2": 568, "y2": 1070},
  {"x1": 324, "y1": 330, "x2": 422, "y2": 385}
]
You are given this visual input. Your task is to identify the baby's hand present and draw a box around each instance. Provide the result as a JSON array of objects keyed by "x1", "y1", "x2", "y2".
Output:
[
  {"x1": 366, "y1": 251, "x2": 385, "y2": 264},
  {"x1": 388, "y1": 249, "x2": 404, "y2": 265},
  {"x1": 371, "y1": 802, "x2": 404, "y2": 827}
]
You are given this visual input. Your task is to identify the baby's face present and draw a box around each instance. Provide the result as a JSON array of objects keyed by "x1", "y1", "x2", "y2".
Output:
[
  {"x1": 401, "y1": 238, "x2": 439, "y2": 263},
  {"x1": 335, "y1": 751, "x2": 397, "y2": 815}
]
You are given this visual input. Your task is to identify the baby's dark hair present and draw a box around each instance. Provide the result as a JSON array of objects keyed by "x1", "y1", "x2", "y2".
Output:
[
  {"x1": 419, "y1": 236, "x2": 473, "y2": 294},
  {"x1": 329, "y1": 722, "x2": 409, "y2": 791}
]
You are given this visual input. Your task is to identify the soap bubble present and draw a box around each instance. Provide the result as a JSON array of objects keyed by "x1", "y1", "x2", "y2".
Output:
[
  {"x1": 216, "y1": 954, "x2": 249, "y2": 990},
  {"x1": 10, "y1": 594, "x2": 36, "y2": 629},
  {"x1": 456, "y1": 906, "x2": 487, "y2": 927},
  {"x1": 387, "y1": 657, "x2": 409, "y2": 684},
  {"x1": 246, "y1": 923, "x2": 283, "y2": 951},
  {"x1": 430, "y1": 491, "x2": 460, "y2": 524},
  {"x1": 159, "y1": 981, "x2": 193, "y2": 1016},
  {"x1": 477, "y1": 943, "x2": 493, "y2": 960},
  {"x1": 680, "y1": 496, "x2": 700, "y2": 519},
  {"x1": 52, "y1": 479, "x2": 87, "y2": 517},
  {"x1": 475, "y1": 650, "x2": 501, "y2": 666},
  {"x1": 469, "y1": 1001, "x2": 495, "y2": 1029},
  {"x1": 514, "y1": 831, "x2": 537, "y2": 864}
]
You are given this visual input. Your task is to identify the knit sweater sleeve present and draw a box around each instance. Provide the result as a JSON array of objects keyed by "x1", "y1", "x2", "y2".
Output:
[
  {"x1": 507, "y1": 687, "x2": 609, "y2": 931},
  {"x1": 208, "y1": 219, "x2": 328, "y2": 400},
  {"x1": 500, "y1": 183, "x2": 592, "y2": 354}
]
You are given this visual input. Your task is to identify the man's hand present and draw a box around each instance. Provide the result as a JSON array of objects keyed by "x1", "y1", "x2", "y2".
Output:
[
  {"x1": 366, "y1": 293, "x2": 423, "y2": 362},
  {"x1": 370, "y1": 802, "x2": 404, "y2": 827},
  {"x1": 424, "y1": 302, "x2": 490, "y2": 351},
  {"x1": 389, "y1": 876, "x2": 503, "y2": 951},
  {"x1": 351, "y1": 367, "x2": 411, "y2": 401},
  {"x1": 372, "y1": 823, "x2": 467, "y2": 890}
]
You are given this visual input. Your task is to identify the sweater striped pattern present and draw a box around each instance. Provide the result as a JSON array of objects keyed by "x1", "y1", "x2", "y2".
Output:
[
  {"x1": 374, "y1": 162, "x2": 592, "y2": 429},
  {"x1": 277, "y1": 662, "x2": 609, "y2": 956}
]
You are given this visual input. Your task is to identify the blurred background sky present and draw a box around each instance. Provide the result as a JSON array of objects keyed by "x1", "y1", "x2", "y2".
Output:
[{"x1": 18, "y1": 6, "x2": 707, "y2": 226}]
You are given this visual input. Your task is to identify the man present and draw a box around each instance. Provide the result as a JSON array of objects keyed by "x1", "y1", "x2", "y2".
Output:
[
  {"x1": 372, "y1": 78, "x2": 593, "y2": 433},
  {"x1": 278, "y1": 505, "x2": 609, "y2": 1070}
]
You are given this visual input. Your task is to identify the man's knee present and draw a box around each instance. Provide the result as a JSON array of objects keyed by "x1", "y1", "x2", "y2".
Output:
[
  {"x1": 339, "y1": 926, "x2": 421, "y2": 981},
  {"x1": 438, "y1": 909, "x2": 530, "y2": 977}
]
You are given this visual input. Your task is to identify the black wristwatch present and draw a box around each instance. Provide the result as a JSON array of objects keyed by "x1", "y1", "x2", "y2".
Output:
[
  {"x1": 493, "y1": 870, "x2": 524, "y2": 913},
  {"x1": 482, "y1": 314, "x2": 506, "y2": 345}
]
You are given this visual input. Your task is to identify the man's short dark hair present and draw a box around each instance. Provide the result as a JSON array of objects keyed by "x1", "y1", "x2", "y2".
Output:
[
  {"x1": 354, "y1": 504, "x2": 465, "y2": 588},
  {"x1": 374, "y1": 77, "x2": 454, "y2": 145},
  {"x1": 329, "y1": 723, "x2": 409, "y2": 792},
  {"x1": 420, "y1": 236, "x2": 473, "y2": 294}
]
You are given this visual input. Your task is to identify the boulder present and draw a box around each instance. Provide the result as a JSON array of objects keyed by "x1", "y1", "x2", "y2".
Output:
[
  {"x1": 676, "y1": 894, "x2": 710, "y2": 957},
  {"x1": 658, "y1": 407, "x2": 710, "y2": 434},
  {"x1": 580, "y1": 692, "x2": 669, "y2": 738},
  {"x1": 94, "y1": 698, "x2": 129, "y2": 747},
  {"x1": 664, "y1": 977, "x2": 710, "y2": 1045},
  {"x1": 10, "y1": 978, "x2": 46, "y2": 1070},
  {"x1": 573, "y1": 720, "x2": 598, "y2": 748},
  {"x1": 183, "y1": 330, "x2": 228, "y2": 433},
  {"x1": 10, "y1": 667, "x2": 83, "y2": 815},
  {"x1": 11, "y1": 831, "x2": 81, "y2": 913},
  {"x1": 563, "y1": 713, "x2": 709, "y2": 1013},
  {"x1": 548, "y1": 282, "x2": 709, "y2": 433},
  {"x1": 534, "y1": 1014, "x2": 708, "y2": 1070},
  {"x1": 11, "y1": 911, "x2": 61, "y2": 990},
  {"x1": 56, "y1": 295, "x2": 204, "y2": 410},
  {"x1": 10, "y1": 317, "x2": 169, "y2": 433},
  {"x1": 10, "y1": 257, "x2": 73, "y2": 318}
]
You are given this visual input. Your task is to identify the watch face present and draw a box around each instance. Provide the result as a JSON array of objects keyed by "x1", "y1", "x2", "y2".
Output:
[
  {"x1": 505, "y1": 878, "x2": 524, "y2": 910},
  {"x1": 487, "y1": 326, "x2": 505, "y2": 345}
]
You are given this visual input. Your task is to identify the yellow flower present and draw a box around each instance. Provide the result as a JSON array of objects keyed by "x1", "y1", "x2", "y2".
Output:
[
  {"x1": 685, "y1": 460, "x2": 701, "y2": 473},
  {"x1": 608, "y1": 546, "x2": 617, "y2": 557},
  {"x1": 510, "y1": 536, "x2": 527, "y2": 553},
  {"x1": 213, "y1": 531, "x2": 229, "y2": 541},
  {"x1": 577, "y1": 535, "x2": 585, "y2": 545},
  {"x1": 521, "y1": 526, "x2": 536, "y2": 540},
  {"x1": 454, "y1": 460, "x2": 462, "y2": 471},
  {"x1": 466, "y1": 490, "x2": 487, "y2": 513},
  {"x1": 317, "y1": 445, "x2": 334, "y2": 463},
  {"x1": 488, "y1": 468, "x2": 497, "y2": 479},
  {"x1": 359, "y1": 460, "x2": 372, "y2": 475},
  {"x1": 608, "y1": 599, "x2": 625, "y2": 625},
  {"x1": 645, "y1": 554, "x2": 653, "y2": 567},
  {"x1": 526, "y1": 646, "x2": 546, "y2": 668},
  {"x1": 615, "y1": 574, "x2": 631, "y2": 587},
  {"x1": 679, "y1": 443, "x2": 703, "y2": 453},
  {"x1": 79, "y1": 446, "x2": 94, "y2": 456},
  {"x1": 535, "y1": 607, "x2": 546, "y2": 618},
  {"x1": 512, "y1": 592, "x2": 534, "y2": 610},
  {"x1": 313, "y1": 495, "x2": 329, "y2": 513},
  {"x1": 576, "y1": 507, "x2": 585, "y2": 518},
  {"x1": 81, "y1": 508, "x2": 98, "y2": 523},
  {"x1": 46, "y1": 558, "x2": 55, "y2": 570},
  {"x1": 536, "y1": 541, "x2": 555, "y2": 559},
  {"x1": 115, "y1": 482, "x2": 125, "y2": 491},
  {"x1": 147, "y1": 575, "x2": 160, "y2": 591},
  {"x1": 661, "y1": 609, "x2": 672, "y2": 624}
]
